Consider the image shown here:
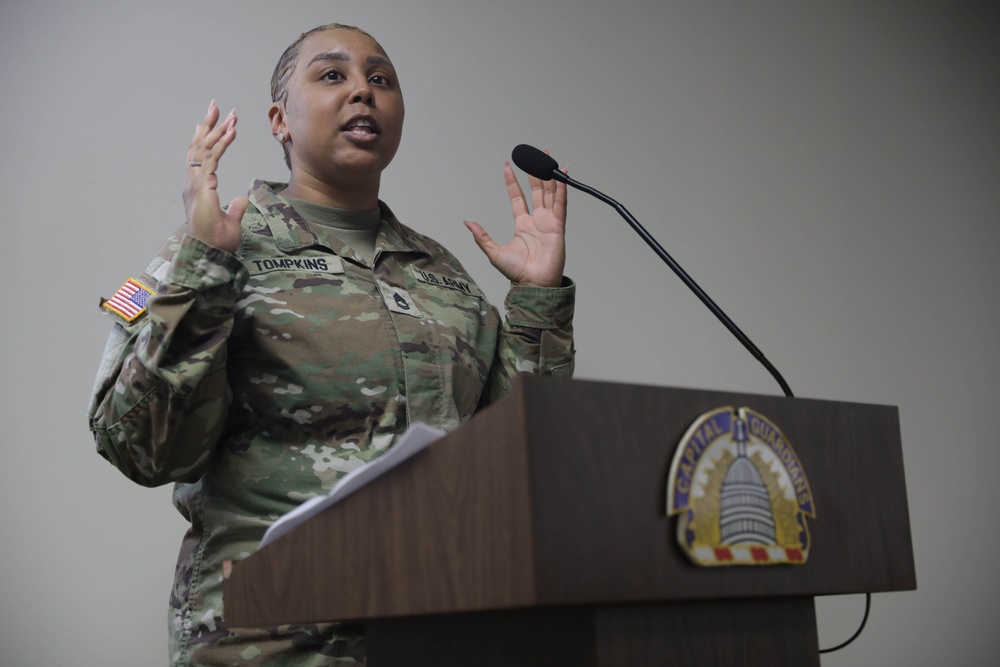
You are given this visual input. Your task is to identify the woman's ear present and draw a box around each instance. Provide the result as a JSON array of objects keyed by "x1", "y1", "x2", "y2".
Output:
[{"x1": 268, "y1": 103, "x2": 287, "y2": 142}]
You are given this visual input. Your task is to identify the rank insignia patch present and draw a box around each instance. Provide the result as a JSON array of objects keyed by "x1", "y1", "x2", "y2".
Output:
[
  {"x1": 666, "y1": 407, "x2": 815, "y2": 566},
  {"x1": 102, "y1": 278, "x2": 155, "y2": 323}
]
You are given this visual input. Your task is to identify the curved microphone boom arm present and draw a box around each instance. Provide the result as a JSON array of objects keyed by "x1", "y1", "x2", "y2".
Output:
[{"x1": 511, "y1": 144, "x2": 793, "y2": 398}]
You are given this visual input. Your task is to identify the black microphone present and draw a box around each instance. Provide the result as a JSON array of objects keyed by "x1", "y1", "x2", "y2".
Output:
[
  {"x1": 511, "y1": 144, "x2": 568, "y2": 183},
  {"x1": 512, "y1": 143, "x2": 793, "y2": 398}
]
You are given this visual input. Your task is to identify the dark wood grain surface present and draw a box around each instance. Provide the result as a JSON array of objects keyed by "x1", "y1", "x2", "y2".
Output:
[{"x1": 224, "y1": 376, "x2": 914, "y2": 630}]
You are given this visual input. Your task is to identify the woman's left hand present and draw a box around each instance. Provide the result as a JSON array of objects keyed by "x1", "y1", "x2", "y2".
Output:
[{"x1": 465, "y1": 160, "x2": 567, "y2": 288}]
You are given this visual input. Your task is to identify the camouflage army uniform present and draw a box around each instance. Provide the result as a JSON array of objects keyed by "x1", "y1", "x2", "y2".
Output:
[{"x1": 88, "y1": 180, "x2": 575, "y2": 666}]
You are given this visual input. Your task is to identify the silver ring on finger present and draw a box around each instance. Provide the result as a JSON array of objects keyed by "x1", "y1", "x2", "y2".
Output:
[{"x1": 189, "y1": 161, "x2": 203, "y2": 167}]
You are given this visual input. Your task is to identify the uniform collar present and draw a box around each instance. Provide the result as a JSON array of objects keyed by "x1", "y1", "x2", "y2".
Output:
[{"x1": 249, "y1": 179, "x2": 431, "y2": 258}]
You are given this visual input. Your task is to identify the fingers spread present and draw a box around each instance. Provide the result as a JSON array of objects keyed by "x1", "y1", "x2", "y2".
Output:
[
  {"x1": 527, "y1": 172, "x2": 546, "y2": 211},
  {"x1": 200, "y1": 113, "x2": 237, "y2": 174},
  {"x1": 553, "y1": 166, "x2": 568, "y2": 221},
  {"x1": 188, "y1": 100, "x2": 219, "y2": 158},
  {"x1": 188, "y1": 102, "x2": 237, "y2": 173},
  {"x1": 540, "y1": 148, "x2": 559, "y2": 209},
  {"x1": 504, "y1": 162, "x2": 530, "y2": 219},
  {"x1": 463, "y1": 219, "x2": 496, "y2": 253}
]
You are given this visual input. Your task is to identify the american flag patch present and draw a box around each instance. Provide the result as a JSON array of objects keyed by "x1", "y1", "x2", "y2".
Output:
[{"x1": 102, "y1": 278, "x2": 155, "y2": 323}]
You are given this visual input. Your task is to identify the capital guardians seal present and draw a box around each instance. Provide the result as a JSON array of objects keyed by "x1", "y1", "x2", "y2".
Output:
[{"x1": 666, "y1": 407, "x2": 815, "y2": 566}]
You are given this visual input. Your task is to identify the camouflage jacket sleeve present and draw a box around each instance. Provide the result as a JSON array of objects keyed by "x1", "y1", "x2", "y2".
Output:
[
  {"x1": 482, "y1": 279, "x2": 576, "y2": 406},
  {"x1": 88, "y1": 233, "x2": 249, "y2": 487}
]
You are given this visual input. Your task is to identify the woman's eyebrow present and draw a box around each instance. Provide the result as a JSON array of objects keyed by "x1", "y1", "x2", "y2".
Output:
[
  {"x1": 307, "y1": 51, "x2": 350, "y2": 66},
  {"x1": 307, "y1": 51, "x2": 394, "y2": 68}
]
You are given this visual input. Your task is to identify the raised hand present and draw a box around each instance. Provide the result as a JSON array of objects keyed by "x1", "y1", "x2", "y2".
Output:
[
  {"x1": 183, "y1": 101, "x2": 250, "y2": 254},
  {"x1": 464, "y1": 159, "x2": 567, "y2": 288}
]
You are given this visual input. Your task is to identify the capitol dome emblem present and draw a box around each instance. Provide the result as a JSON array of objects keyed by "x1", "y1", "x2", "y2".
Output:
[{"x1": 666, "y1": 407, "x2": 815, "y2": 567}]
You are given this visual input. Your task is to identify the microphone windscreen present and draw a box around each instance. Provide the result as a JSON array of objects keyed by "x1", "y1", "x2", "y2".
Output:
[{"x1": 512, "y1": 144, "x2": 559, "y2": 181}]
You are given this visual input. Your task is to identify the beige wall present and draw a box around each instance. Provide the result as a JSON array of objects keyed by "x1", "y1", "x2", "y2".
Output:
[{"x1": 1, "y1": 1, "x2": 996, "y2": 664}]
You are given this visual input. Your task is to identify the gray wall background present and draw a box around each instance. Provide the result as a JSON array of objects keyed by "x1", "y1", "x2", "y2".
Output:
[{"x1": 1, "y1": 0, "x2": 996, "y2": 664}]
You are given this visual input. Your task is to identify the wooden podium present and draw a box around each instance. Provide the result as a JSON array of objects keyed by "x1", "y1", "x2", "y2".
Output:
[{"x1": 223, "y1": 376, "x2": 915, "y2": 666}]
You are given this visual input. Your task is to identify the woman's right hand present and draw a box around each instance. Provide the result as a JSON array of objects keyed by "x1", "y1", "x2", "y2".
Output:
[{"x1": 183, "y1": 101, "x2": 250, "y2": 254}]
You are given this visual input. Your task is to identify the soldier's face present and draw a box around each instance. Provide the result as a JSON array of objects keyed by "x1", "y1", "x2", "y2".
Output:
[{"x1": 273, "y1": 29, "x2": 405, "y2": 186}]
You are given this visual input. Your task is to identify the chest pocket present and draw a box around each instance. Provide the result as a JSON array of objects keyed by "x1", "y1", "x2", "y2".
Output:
[{"x1": 400, "y1": 265, "x2": 497, "y2": 423}]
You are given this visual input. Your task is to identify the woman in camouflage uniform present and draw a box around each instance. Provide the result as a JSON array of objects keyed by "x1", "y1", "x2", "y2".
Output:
[{"x1": 89, "y1": 24, "x2": 574, "y2": 666}]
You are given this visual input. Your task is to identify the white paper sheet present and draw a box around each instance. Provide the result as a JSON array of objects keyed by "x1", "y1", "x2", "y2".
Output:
[{"x1": 260, "y1": 422, "x2": 446, "y2": 547}]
